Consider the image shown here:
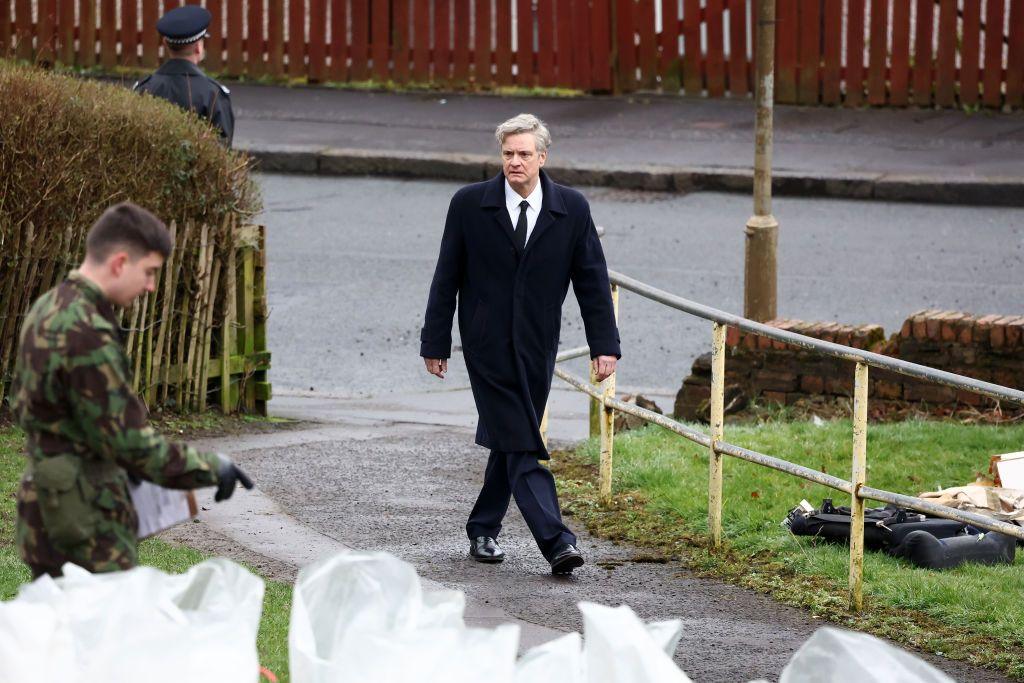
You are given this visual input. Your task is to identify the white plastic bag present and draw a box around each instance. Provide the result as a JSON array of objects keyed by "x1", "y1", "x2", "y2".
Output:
[
  {"x1": 289, "y1": 551, "x2": 519, "y2": 683},
  {"x1": 0, "y1": 558, "x2": 264, "y2": 683},
  {"x1": 779, "y1": 627, "x2": 956, "y2": 683}
]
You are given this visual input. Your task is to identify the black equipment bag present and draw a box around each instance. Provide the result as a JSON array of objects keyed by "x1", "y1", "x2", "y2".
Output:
[{"x1": 785, "y1": 498, "x2": 968, "y2": 552}]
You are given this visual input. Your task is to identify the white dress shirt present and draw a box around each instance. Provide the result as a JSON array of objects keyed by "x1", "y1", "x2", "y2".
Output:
[{"x1": 505, "y1": 178, "x2": 543, "y2": 245}]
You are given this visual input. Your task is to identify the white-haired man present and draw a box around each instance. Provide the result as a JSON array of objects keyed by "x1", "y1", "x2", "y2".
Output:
[{"x1": 420, "y1": 114, "x2": 620, "y2": 575}]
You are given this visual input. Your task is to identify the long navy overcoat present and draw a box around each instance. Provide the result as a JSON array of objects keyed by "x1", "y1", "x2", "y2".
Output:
[{"x1": 420, "y1": 171, "x2": 621, "y2": 457}]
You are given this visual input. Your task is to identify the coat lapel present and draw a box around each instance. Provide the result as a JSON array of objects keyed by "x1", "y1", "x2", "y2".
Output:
[
  {"x1": 480, "y1": 173, "x2": 517, "y2": 248},
  {"x1": 524, "y1": 170, "x2": 567, "y2": 254}
]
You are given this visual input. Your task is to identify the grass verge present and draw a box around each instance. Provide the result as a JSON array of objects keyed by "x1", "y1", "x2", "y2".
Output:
[
  {"x1": 0, "y1": 420, "x2": 292, "y2": 681},
  {"x1": 552, "y1": 418, "x2": 1024, "y2": 679}
]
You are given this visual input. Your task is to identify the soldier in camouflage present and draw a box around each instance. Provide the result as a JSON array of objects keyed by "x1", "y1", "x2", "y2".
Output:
[{"x1": 10, "y1": 202, "x2": 253, "y2": 578}]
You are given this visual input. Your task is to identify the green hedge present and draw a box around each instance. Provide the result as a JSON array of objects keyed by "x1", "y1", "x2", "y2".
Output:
[{"x1": 0, "y1": 60, "x2": 259, "y2": 228}]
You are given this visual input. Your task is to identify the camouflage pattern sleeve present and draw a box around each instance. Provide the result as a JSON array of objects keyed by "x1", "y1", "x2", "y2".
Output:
[{"x1": 64, "y1": 314, "x2": 221, "y2": 490}]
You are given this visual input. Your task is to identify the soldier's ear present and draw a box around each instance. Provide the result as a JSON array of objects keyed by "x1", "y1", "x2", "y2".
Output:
[{"x1": 108, "y1": 251, "x2": 130, "y2": 277}]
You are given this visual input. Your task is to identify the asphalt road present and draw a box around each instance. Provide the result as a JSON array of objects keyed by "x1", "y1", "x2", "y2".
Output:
[{"x1": 258, "y1": 173, "x2": 1024, "y2": 399}]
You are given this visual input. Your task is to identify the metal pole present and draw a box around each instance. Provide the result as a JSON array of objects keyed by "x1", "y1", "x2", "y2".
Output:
[
  {"x1": 598, "y1": 284, "x2": 620, "y2": 505},
  {"x1": 708, "y1": 322, "x2": 726, "y2": 547},
  {"x1": 539, "y1": 404, "x2": 550, "y2": 449},
  {"x1": 849, "y1": 362, "x2": 869, "y2": 611},
  {"x1": 744, "y1": 0, "x2": 779, "y2": 322}
]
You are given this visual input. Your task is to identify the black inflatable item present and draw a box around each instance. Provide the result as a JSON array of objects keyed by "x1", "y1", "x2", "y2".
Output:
[{"x1": 899, "y1": 530, "x2": 1016, "y2": 569}]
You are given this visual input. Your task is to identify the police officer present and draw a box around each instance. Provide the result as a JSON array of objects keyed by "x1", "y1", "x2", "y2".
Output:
[
  {"x1": 134, "y1": 5, "x2": 234, "y2": 145},
  {"x1": 10, "y1": 202, "x2": 253, "y2": 578}
]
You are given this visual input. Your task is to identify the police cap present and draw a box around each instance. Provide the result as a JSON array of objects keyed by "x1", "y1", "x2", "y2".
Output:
[{"x1": 157, "y1": 6, "x2": 212, "y2": 46}]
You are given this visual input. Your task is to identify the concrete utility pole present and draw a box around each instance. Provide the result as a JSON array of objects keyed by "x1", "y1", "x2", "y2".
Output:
[{"x1": 744, "y1": 0, "x2": 779, "y2": 323}]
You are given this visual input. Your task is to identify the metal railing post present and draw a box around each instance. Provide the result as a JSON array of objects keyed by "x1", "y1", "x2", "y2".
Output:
[
  {"x1": 589, "y1": 367, "x2": 601, "y2": 438},
  {"x1": 598, "y1": 284, "x2": 620, "y2": 505},
  {"x1": 849, "y1": 361, "x2": 869, "y2": 611},
  {"x1": 539, "y1": 404, "x2": 550, "y2": 449},
  {"x1": 708, "y1": 322, "x2": 727, "y2": 547}
]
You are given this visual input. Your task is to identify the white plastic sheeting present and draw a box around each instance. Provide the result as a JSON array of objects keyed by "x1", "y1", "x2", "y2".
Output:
[
  {"x1": 289, "y1": 551, "x2": 691, "y2": 683},
  {"x1": 0, "y1": 558, "x2": 264, "y2": 683},
  {"x1": 779, "y1": 627, "x2": 956, "y2": 683}
]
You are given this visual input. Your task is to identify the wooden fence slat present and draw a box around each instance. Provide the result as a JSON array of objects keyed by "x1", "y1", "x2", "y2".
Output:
[
  {"x1": 659, "y1": 0, "x2": 680, "y2": 89},
  {"x1": 844, "y1": 0, "x2": 865, "y2": 106},
  {"x1": 867, "y1": 0, "x2": 888, "y2": 104},
  {"x1": 453, "y1": 0, "x2": 470, "y2": 85},
  {"x1": 205, "y1": 0, "x2": 222, "y2": 70},
  {"x1": 982, "y1": 0, "x2": 1004, "y2": 108},
  {"x1": 14, "y1": 0, "x2": 31, "y2": 59},
  {"x1": 78, "y1": 0, "x2": 97, "y2": 66},
  {"x1": 248, "y1": 0, "x2": 265, "y2": 77},
  {"x1": 726, "y1": 0, "x2": 747, "y2": 97},
  {"x1": 796, "y1": 0, "x2": 819, "y2": 103},
  {"x1": 775, "y1": 0, "x2": 798, "y2": 103},
  {"x1": 59, "y1": 0, "x2": 76, "y2": 64},
  {"x1": 37, "y1": 0, "x2": 56, "y2": 63},
  {"x1": 680, "y1": 0, "x2": 700, "y2": 94},
  {"x1": 635, "y1": 0, "x2": 656, "y2": 89},
  {"x1": 820, "y1": 0, "x2": 842, "y2": 103},
  {"x1": 554, "y1": 0, "x2": 572, "y2": 87},
  {"x1": 329, "y1": 0, "x2": 348, "y2": 81},
  {"x1": 435, "y1": 0, "x2": 451, "y2": 83},
  {"x1": 704, "y1": 0, "x2": 725, "y2": 96},
  {"x1": 141, "y1": 0, "x2": 158, "y2": 67},
  {"x1": 264, "y1": 0, "x2": 282, "y2": 75},
  {"x1": 120, "y1": 0, "x2": 136, "y2": 65},
  {"x1": 495, "y1": 0, "x2": 513, "y2": 85},
  {"x1": 888, "y1": 0, "x2": 911, "y2": 105},
  {"x1": 958, "y1": 0, "x2": 981, "y2": 107},
  {"x1": 392, "y1": 0, "x2": 409, "y2": 83},
  {"x1": 516, "y1": 0, "x2": 534, "y2": 86},
  {"x1": 226, "y1": 0, "x2": 243, "y2": 75},
  {"x1": 537, "y1": 0, "x2": 555, "y2": 86},
  {"x1": 475, "y1": 0, "x2": 492, "y2": 85},
  {"x1": 934, "y1": 0, "x2": 957, "y2": 106},
  {"x1": 413, "y1": 0, "x2": 430, "y2": 81},
  {"x1": 308, "y1": 0, "x2": 326, "y2": 81},
  {"x1": 588, "y1": 0, "x2": 611, "y2": 90},
  {"x1": 1007, "y1": 0, "x2": 1024, "y2": 108},
  {"x1": 351, "y1": 0, "x2": 369, "y2": 80},
  {"x1": 911, "y1": 0, "x2": 934, "y2": 105},
  {"x1": 0, "y1": 0, "x2": 10, "y2": 57},
  {"x1": 371, "y1": 0, "x2": 388, "y2": 81},
  {"x1": 571, "y1": 0, "x2": 591, "y2": 89},
  {"x1": 288, "y1": 0, "x2": 306, "y2": 78},
  {"x1": 99, "y1": 0, "x2": 115, "y2": 67}
]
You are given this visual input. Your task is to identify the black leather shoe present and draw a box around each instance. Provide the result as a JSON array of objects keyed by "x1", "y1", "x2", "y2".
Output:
[
  {"x1": 469, "y1": 536, "x2": 505, "y2": 563},
  {"x1": 550, "y1": 544, "x2": 584, "y2": 575}
]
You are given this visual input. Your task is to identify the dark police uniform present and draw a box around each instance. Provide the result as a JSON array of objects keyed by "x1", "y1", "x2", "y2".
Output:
[{"x1": 133, "y1": 6, "x2": 234, "y2": 146}]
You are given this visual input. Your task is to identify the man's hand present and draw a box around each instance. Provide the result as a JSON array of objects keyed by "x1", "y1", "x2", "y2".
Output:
[
  {"x1": 592, "y1": 355, "x2": 617, "y2": 382},
  {"x1": 424, "y1": 358, "x2": 448, "y2": 379},
  {"x1": 214, "y1": 453, "x2": 254, "y2": 502}
]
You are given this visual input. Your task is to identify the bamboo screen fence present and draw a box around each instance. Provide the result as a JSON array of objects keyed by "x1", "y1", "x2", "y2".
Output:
[{"x1": 0, "y1": 219, "x2": 271, "y2": 416}]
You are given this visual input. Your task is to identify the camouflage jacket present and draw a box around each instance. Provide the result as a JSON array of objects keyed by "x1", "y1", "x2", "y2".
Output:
[{"x1": 10, "y1": 271, "x2": 221, "y2": 575}]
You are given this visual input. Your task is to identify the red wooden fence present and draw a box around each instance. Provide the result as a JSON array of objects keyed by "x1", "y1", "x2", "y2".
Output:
[{"x1": 2, "y1": 0, "x2": 1022, "y2": 110}]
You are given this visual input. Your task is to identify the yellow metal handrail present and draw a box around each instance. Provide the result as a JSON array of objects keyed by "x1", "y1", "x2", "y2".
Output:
[{"x1": 550, "y1": 272, "x2": 1024, "y2": 611}]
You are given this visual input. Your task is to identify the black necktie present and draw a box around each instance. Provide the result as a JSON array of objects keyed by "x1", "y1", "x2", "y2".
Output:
[{"x1": 513, "y1": 200, "x2": 529, "y2": 252}]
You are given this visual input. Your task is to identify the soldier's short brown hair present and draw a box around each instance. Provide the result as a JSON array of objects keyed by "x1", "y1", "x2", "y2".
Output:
[{"x1": 85, "y1": 202, "x2": 173, "y2": 262}]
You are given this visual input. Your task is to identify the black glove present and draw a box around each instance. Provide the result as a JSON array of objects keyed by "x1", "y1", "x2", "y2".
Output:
[{"x1": 214, "y1": 453, "x2": 254, "y2": 502}]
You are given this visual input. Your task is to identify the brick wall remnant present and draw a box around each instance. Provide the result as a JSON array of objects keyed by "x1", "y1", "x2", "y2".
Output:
[{"x1": 674, "y1": 311, "x2": 1024, "y2": 422}]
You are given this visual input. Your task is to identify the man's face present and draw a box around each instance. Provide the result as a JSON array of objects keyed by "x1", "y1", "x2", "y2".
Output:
[
  {"x1": 106, "y1": 251, "x2": 165, "y2": 307},
  {"x1": 501, "y1": 132, "x2": 546, "y2": 194}
]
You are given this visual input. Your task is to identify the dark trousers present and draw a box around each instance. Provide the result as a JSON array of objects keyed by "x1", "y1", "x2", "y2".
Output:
[{"x1": 466, "y1": 450, "x2": 576, "y2": 561}]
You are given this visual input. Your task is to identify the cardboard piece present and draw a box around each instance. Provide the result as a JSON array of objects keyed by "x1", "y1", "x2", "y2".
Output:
[{"x1": 993, "y1": 452, "x2": 1024, "y2": 490}]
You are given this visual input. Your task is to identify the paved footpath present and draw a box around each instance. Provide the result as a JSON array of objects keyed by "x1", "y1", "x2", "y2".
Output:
[
  {"x1": 228, "y1": 83, "x2": 1024, "y2": 205},
  {"x1": 166, "y1": 392, "x2": 1012, "y2": 682}
]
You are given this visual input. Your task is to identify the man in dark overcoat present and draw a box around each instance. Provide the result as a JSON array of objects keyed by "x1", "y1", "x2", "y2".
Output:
[
  {"x1": 420, "y1": 114, "x2": 620, "y2": 575},
  {"x1": 133, "y1": 5, "x2": 234, "y2": 145}
]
